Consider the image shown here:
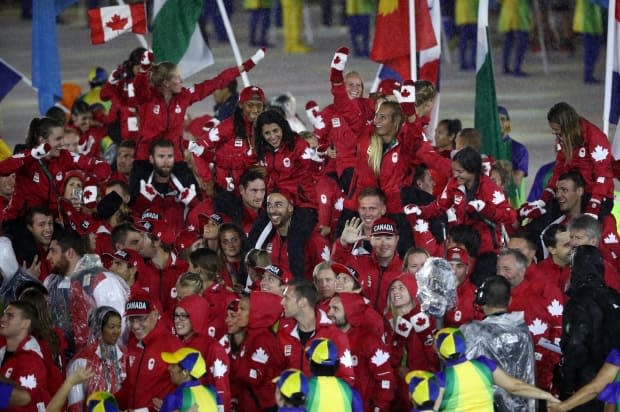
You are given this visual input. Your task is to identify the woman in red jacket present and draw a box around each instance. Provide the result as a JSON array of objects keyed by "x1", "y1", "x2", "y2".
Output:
[
  {"x1": 254, "y1": 109, "x2": 320, "y2": 211},
  {"x1": 0, "y1": 117, "x2": 110, "y2": 223},
  {"x1": 411, "y1": 147, "x2": 516, "y2": 256},
  {"x1": 520, "y1": 102, "x2": 614, "y2": 220}
]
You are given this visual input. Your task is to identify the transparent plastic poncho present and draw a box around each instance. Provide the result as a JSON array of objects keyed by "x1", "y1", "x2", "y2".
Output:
[{"x1": 415, "y1": 257, "x2": 458, "y2": 318}]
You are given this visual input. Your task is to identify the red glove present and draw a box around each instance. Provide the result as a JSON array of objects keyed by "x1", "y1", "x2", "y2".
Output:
[
  {"x1": 330, "y1": 47, "x2": 349, "y2": 84},
  {"x1": 518, "y1": 200, "x2": 546, "y2": 220},
  {"x1": 584, "y1": 197, "x2": 602, "y2": 219},
  {"x1": 28, "y1": 143, "x2": 52, "y2": 159},
  {"x1": 242, "y1": 48, "x2": 266, "y2": 72},
  {"x1": 396, "y1": 80, "x2": 417, "y2": 117},
  {"x1": 108, "y1": 65, "x2": 124, "y2": 85},
  {"x1": 140, "y1": 50, "x2": 154, "y2": 72}
]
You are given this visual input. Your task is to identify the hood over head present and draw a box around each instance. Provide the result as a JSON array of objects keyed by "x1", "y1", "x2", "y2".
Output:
[
  {"x1": 569, "y1": 245, "x2": 605, "y2": 294},
  {"x1": 249, "y1": 291, "x2": 282, "y2": 329},
  {"x1": 176, "y1": 295, "x2": 210, "y2": 336}
]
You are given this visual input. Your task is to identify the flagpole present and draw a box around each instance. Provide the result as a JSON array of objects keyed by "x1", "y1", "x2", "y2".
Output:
[
  {"x1": 409, "y1": 0, "x2": 417, "y2": 80},
  {"x1": 115, "y1": 0, "x2": 149, "y2": 49},
  {"x1": 604, "y1": 0, "x2": 617, "y2": 136},
  {"x1": 370, "y1": 64, "x2": 384, "y2": 93},
  {"x1": 216, "y1": 0, "x2": 250, "y2": 87}
]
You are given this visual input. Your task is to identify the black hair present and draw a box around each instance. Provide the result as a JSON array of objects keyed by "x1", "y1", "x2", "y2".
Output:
[
  {"x1": 71, "y1": 100, "x2": 92, "y2": 116},
  {"x1": 481, "y1": 275, "x2": 511, "y2": 307},
  {"x1": 239, "y1": 168, "x2": 266, "y2": 188},
  {"x1": 52, "y1": 227, "x2": 89, "y2": 256},
  {"x1": 25, "y1": 206, "x2": 53, "y2": 227},
  {"x1": 542, "y1": 224, "x2": 568, "y2": 248},
  {"x1": 254, "y1": 110, "x2": 296, "y2": 160},
  {"x1": 287, "y1": 279, "x2": 318, "y2": 308},
  {"x1": 111, "y1": 222, "x2": 139, "y2": 249},
  {"x1": 449, "y1": 225, "x2": 481, "y2": 257},
  {"x1": 6, "y1": 300, "x2": 38, "y2": 333},
  {"x1": 45, "y1": 106, "x2": 66, "y2": 124},
  {"x1": 452, "y1": 147, "x2": 482, "y2": 176},
  {"x1": 558, "y1": 171, "x2": 586, "y2": 190},
  {"x1": 25, "y1": 117, "x2": 64, "y2": 149},
  {"x1": 149, "y1": 138, "x2": 174, "y2": 156}
]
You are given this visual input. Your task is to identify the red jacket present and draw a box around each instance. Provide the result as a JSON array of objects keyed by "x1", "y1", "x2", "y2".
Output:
[
  {"x1": 277, "y1": 311, "x2": 355, "y2": 386},
  {"x1": 317, "y1": 104, "x2": 359, "y2": 176},
  {"x1": 532, "y1": 258, "x2": 570, "y2": 293},
  {"x1": 209, "y1": 117, "x2": 258, "y2": 193},
  {"x1": 101, "y1": 77, "x2": 142, "y2": 141},
  {"x1": 339, "y1": 293, "x2": 395, "y2": 411},
  {"x1": 332, "y1": 241, "x2": 403, "y2": 313},
  {"x1": 0, "y1": 336, "x2": 50, "y2": 412},
  {"x1": 117, "y1": 321, "x2": 182, "y2": 411},
  {"x1": 510, "y1": 278, "x2": 564, "y2": 390},
  {"x1": 259, "y1": 138, "x2": 320, "y2": 209},
  {"x1": 315, "y1": 174, "x2": 343, "y2": 236},
  {"x1": 133, "y1": 67, "x2": 241, "y2": 161},
  {"x1": 148, "y1": 252, "x2": 188, "y2": 313},
  {"x1": 545, "y1": 117, "x2": 614, "y2": 206},
  {"x1": 179, "y1": 294, "x2": 231, "y2": 412},
  {"x1": 229, "y1": 292, "x2": 284, "y2": 411},
  {"x1": 0, "y1": 150, "x2": 110, "y2": 221},
  {"x1": 261, "y1": 230, "x2": 330, "y2": 281},
  {"x1": 202, "y1": 282, "x2": 238, "y2": 341},
  {"x1": 444, "y1": 280, "x2": 481, "y2": 327},
  {"x1": 420, "y1": 175, "x2": 515, "y2": 254}
]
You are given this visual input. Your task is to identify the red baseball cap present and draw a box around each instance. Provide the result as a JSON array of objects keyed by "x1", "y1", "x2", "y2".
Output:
[
  {"x1": 330, "y1": 262, "x2": 360, "y2": 282},
  {"x1": 125, "y1": 293, "x2": 157, "y2": 317},
  {"x1": 447, "y1": 247, "x2": 469, "y2": 266},
  {"x1": 102, "y1": 248, "x2": 140, "y2": 268},
  {"x1": 377, "y1": 78, "x2": 402, "y2": 96},
  {"x1": 239, "y1": 85, "x2": 266, "y2": 103}
]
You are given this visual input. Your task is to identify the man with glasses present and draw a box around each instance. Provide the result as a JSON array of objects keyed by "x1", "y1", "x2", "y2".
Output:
[{"x1": 116, "y1": 294, "x2": 181, "y2": 411}]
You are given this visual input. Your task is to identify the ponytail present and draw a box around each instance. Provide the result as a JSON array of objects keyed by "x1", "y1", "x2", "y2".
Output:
[{"x1": 25, "y1": 117, "x2": 63, "y2": 148}]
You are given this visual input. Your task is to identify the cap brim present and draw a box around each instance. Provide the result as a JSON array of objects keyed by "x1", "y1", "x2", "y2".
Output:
[{"x1": 161, "y1": 351, "x2": 181, "y2": 365}]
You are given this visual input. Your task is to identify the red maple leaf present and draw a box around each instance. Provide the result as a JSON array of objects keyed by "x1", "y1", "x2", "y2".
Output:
[
  {"x1": 398, "y1": 322, "x2": 409, "y2": 332},
  {"x1": 333, "y1": 56, "x2": 341, "y2": 65},
  {"x1": 415, "y1": 316, "x2": 427, "y2": 326},
  {"x1": 145, "y1": 185, "x2": 156, "y2": 195},
  {"x1": 83, "y1": 190, "x2": 92, "y2": 199},
  {"x1": 106, "y1": 14, "x2": 128, "y2": 31},
  {"x1": 401, "y1": 89, "x2": 411, "y2": 98}
]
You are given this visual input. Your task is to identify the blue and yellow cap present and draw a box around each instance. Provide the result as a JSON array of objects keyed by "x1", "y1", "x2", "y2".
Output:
[
  {"x1": 433, "y1": 327, "x2": 466, "y2": 360},
  {"x1": 305, "y1": 338, "x2": 339, "y2": 366},
  {"x1": 272, "y1": 369, "x2": 309, "y2": 399},
  {"x1": 405, "y1": 370, "x2": 440, "y2": 406},
  {"x1": 86, "y1": 392, "x2": 119, "y2": 412},
  {"x1": 161, "y1": 347, "x2": 206, "y2": 379}
]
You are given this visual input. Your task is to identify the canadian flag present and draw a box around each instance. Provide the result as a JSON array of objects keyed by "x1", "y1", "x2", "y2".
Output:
[{"x1": 88, "y1": 3, "x2": 147, "y2": 45}]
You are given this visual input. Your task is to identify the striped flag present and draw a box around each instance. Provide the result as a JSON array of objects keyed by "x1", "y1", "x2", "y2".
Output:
[
  {"x1": 0, "y1": 59, "x2": 22, "y2": 102},
  {"x1": 474, "y1": 0, "x2": 510, "y2": 161},
  {"x1": 88, "y1": 3, "x2": 147, "y2": 45},
  {"x1": 152, "y1": 0, "x2": 214, "y2": 79}
]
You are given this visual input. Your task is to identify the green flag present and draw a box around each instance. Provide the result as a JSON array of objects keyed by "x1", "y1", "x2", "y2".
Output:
[
  {"x1": 152, "y1": 0, "x2": 214, "y2": 78},
  {"x1": 474, "y1": 0, "x2": 510, "y2": 161}
]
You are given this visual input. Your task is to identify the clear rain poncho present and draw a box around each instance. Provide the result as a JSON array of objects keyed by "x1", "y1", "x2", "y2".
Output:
[
  {"x1": 460, "y1": 311, "x2": 536, "y2": 412},
  {"x1": 0, "y1": 236, "x2": 42, "y2": 309},
  {"x1": 415, "y1": 257, "x2": 458, "y2": 319}
]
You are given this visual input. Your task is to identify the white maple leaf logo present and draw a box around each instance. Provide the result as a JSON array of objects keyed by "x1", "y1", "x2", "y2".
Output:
[
  {"x1": 529, "y1": 318, "x2": 548, "y2": 336},
  {"x1": 370, "y1": 349, "x2": 389, "y2": 367},
  {"x1": 591, "y1": 145, "x2": 609, "y2": 162},
  {"x1": 208, "y1": 128, "x2": 220, "y2": 142},
  {"x1": 321, "y1": 245, "x2": 330, "y2": 261},
  {"x1": 414, "y1": 219, "x2": 429, "y2": 233},
  {"x1": 340, "y1": 349, "x2": 354, "y2": 368},
  {"x1": 604, "y1": 233, "x2": 619, "y2": 244},
  {"x1": 19, "y1": 374, "x2": 37, "y2": 389},
  {"x1": 412, "y1": 312, "x2": 431, "y2": 333},
  {"x1": 210, "y1": 358, "x2": 228, "y2": 378},
  {"x1": 547, "y1": 299, "x2": 564, "y2": 317},
  {"x1": 251, "y1": 347, "x2": 269, "y2": 364},
  {"x1": 491, "y1": 190, "x2": 505, "y2": 205}
]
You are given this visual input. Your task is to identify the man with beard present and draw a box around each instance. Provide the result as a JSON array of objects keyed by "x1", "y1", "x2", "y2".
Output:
[
  {"x1": 327, "y1": 293, "x2": 395, "y2": 411},
  {"x1": 13, "y1": 207, "x2": 55, "y2": 281},
  {"x1": 249, "y1": 191, "x2": 329, "y2": 280},
  {"x1": 44, "y1": 229, "x2": 129, "y2": 358},
  {"x1": 131, "y1": 138, "x2": 199, "y2": 236}
]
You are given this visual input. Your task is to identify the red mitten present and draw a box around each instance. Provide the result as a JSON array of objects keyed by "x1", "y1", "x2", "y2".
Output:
[
  {"x1": 396, "y1": 80, "x2": 417, "y2": 117},
  {"x1": 330, "y1": 47, "x2": 349, "y2": 84},
  {"x1": 140, "y1": 50, "x2": 154, "y2": 72},
  {"x1": 518, "y1": 200, "x2": 546, "y2": 220},
  {"x1": 584, "y1": 197, "x2": 602, "y2": 219},
  {"x1": 242, "y1": 48, "x2": 266, "y2": 72}
]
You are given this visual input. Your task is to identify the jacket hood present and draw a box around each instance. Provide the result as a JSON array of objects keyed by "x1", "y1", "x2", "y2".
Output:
[
  {"x1": 388, "y1": 274, "x2": 419, "y2": 308},
  {"x1": 569, "y1": 245, "x2": 605, "y2": 294},
  {"x1": 0, "y1": 237, "x2": 19, "y2": 282},
  {"x1": 176, "y1": 295, "x2": 210, "y2": 336},
  {"x1": 249, "y1": 291, "x2": 282, "y2": 329},
  {"x1": 338, "y1": 292, "x2": 366, "y2": 328}
]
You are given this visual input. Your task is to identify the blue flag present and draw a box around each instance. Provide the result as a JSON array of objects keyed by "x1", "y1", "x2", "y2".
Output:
[
  {"x1": 0, "y1": 59, "x2": 22, "y2": 102},
  {"x1": 32, "y1": 0, "x2": 78, "y2": 114}
]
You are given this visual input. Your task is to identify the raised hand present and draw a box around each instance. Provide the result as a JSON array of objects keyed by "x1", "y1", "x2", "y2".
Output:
[{"x1": 340, "y1": 217, "x2": 366, "y2": 246}]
